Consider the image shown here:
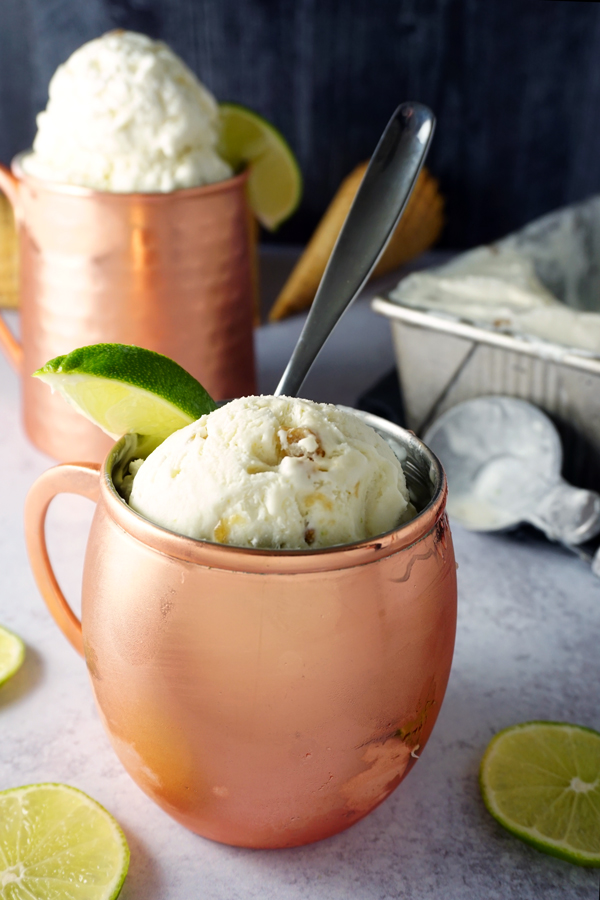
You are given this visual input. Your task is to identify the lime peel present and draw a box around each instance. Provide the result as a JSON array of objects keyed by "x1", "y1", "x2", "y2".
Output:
[
  {"x1": 480, "y1": 720, "x2": 600, "y2": 867},
  {"x1": 0, "y1": 624, "x2": 25, "y2": 687},
  {"x1": 218, "y1": 102, "x2": 302, "y2": 230},
  {"x1": 0, "y1": 782, "x2": 130, "y2": 899},
  {"x1": 34, "y1": 343, "x2": 217, "y2": 441}
]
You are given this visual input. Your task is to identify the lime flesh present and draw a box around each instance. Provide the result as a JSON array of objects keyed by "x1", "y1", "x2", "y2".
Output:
[
  {"x1": 0, "y1": 783, "x2": 130, "y2": 899},
  {"x1": 218, "y1": 102, "x2": 302, "y2": 230},
  {"x1": 0, "y1": 625, "x2": 24, "y2": 687},
  {"x1": 480, "y1": 721, "x2": 600, "y2": 866},
  {"x1": 34, "y1": 343, "x2": 216, "y2": 442}
]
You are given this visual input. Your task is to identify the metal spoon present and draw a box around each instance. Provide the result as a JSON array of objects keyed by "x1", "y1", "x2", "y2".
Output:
[{"x1": 274, "y1": 101, "x2": 435, "y2": 398}]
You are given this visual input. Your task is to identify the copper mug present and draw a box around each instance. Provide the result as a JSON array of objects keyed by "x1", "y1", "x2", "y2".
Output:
[
  {"x1": 0, "y1": 156, "x2": 256, "y2": 462},
  {"x1": 24, "y1": 411, "x2": 457, "y2": 849}
]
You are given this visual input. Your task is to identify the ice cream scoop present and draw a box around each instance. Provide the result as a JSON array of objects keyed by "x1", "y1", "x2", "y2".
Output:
[
  {"x1": 128, "y1": 396, "x2": 414, "y2": 549},
  {"x1": 22, "y1": 31, "x2": 232, "y2": 192},
  {"x1": 424, "y1": 396, "x2": 600, "y2": 546}
]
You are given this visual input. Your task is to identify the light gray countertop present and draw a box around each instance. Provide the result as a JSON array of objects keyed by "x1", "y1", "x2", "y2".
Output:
[{"x1": 0, "y1": 260, "x2": 598, "y2": 899}]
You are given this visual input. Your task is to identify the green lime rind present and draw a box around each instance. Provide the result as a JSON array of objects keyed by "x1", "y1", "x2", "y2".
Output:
[
  {"x1": 0, "y1": 782, "x2": 130, "y2": 899},
  {"x1": 218, "y1": 101, "x2": 300, "y2": 171},
  {"x1": 480, "y1": 720, "x2": 600, "y2": 867},
  {"x1": 0, "y1": 624, "x2": 25, "y2": 687},
  {"x1": 218, "y1": 102, "x2": 303, "y2": 230},
  {"x1": 34, "y1": 344, "x2": 217, "y2": 421}
]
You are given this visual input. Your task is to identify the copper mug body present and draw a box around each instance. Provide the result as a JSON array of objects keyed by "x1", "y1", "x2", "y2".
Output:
[
  {"x1": 24, "y1": 412, "x2": 457, "y2": 849},
  {"x1": 0, "y1": 156, "x2": 256, "y2": 462}
]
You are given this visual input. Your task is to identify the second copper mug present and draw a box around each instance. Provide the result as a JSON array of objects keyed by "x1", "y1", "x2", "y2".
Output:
[
  {"x1": 24, "y1": 410, "x2": 457, "y2": 849},
  {"x1": 0, "y1": 156, "x2": 256, "y2": 462}
]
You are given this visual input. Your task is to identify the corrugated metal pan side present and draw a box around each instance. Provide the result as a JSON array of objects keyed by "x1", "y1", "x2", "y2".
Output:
[{"x1": 372, "y1": 297, "x2": 600, "y2": 492}]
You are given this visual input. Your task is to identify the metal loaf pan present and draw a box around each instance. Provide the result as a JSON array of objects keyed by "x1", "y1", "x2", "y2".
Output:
[{"x1": 372, "y1": 196, "x2": 600, "y2": 493}]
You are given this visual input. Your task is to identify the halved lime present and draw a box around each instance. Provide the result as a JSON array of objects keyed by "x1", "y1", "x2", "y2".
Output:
[
  {"x1": 0, "y1": 624, "x2": 25, "y2": 687},
  {"x1": 34, "y1": 343, "x2": 217, "y2": 441},
  {"x1": 218, "y1": 102, "x2": 302, "y2": 230},
  {"x1": 480, "y1": 721, "x2": 600, "y2": 866},
  {"x1": 0, "y1": 783, "x2": 129, "y2": 898}
]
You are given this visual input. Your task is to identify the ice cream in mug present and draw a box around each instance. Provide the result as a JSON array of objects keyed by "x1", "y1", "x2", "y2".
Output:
[
  {"x1": 0, "y1": 31, "x2": 258, "y2": 461},
  {"x1": 22, "y1": 30, "x2": 232, "y2": 192},
  {"x1": 125, "y1": 396, "x2": 417, "y2": 549}
]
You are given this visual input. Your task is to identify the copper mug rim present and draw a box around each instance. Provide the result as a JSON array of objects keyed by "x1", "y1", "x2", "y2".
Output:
[
  {"x1": 10, "y1": 150, "x2": 249, "y2": 201},
  {"x1": 100, "y1": 408, "x2": 448, "y2": 575}
]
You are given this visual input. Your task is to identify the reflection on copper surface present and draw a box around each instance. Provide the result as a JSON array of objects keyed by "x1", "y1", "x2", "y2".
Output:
[{"x1": 0, "y1": 158, "x2": 257, "y2": 461}]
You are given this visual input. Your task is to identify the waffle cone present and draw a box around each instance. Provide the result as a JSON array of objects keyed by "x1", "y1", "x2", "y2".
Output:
[
  {"x1": 269, "y1": 163, "x2": 444, "y2": 321},
  {"x1": 0, "y1": 193, "x2": 18, "y2": 308}
]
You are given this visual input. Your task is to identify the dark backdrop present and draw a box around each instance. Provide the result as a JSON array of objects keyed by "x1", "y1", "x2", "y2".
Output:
[{"x1": 1, "y1": 0, "x2": 600, "y2": 248}]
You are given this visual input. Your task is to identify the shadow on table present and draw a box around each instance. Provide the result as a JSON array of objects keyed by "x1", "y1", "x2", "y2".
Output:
[
  {"x1": 119, "y1": 827, "x2": 165, "y2": 900},
  {"x1": 0, "y1": 642, "x2": 44, "y2": 708}
]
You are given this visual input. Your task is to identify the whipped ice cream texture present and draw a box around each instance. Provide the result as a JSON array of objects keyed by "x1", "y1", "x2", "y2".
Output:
[
  {"x1": 391, "y1": 247, "x2": 600, "y2": 354},
  {"x1": 128, "y1": 396, "x2": 414, "y2": 550},
  {"x1": 22, "y1": 30, "x2": 232, "y2": 192}
]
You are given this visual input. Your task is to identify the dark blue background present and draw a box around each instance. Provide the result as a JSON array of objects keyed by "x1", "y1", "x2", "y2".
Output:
[{"x1": 1, "y1": 0, "x2": 599, "y2": 247}]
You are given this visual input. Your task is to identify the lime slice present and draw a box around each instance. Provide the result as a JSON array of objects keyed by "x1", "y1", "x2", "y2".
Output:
[
  {"x1": 34, "y1": 343, "x2": 217, "y2": 442},
  {"x1": 0, "y1": 625, "x2": 25, "y2": 687},
  {"x1": 218, "y1": 102, "x2": 302, "y2": 230},
  {"x1": 480, "y1": 721, "x2": 600, "y2": 866},
  {"x1": 0, "y1": 783, "x2": 129, "y2": 898}
]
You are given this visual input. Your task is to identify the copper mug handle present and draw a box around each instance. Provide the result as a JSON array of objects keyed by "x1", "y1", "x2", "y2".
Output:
[
  {"x1": 0, "y1": 162, "x2": 22, "y2": 372},
  {"x1": 24, "y1": 462, "x2": 101, "y2": 657}
]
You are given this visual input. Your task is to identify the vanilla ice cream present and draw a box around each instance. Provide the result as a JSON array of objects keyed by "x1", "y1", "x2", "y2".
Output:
[
  {"x1": 128, "y1": 396, "x2": 414, "y2": 550},
  {"x1": 391, "y1": 247, "x2": 600, "y2": 353},
  {"x1": 22, "y1": 30, "x2": 232, "y2": 192}
]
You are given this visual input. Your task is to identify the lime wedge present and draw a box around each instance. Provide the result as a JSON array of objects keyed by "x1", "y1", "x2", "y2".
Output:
[
  {"x1": 34, "y1": 343, "x2": 217, "y2": 442},
  {"x1": 218, "y1": 102, "x2": 302, "y2": 230},
  {"x1": 0, "y1": 625, "x2": 25, "y2": 687},
  {"x1": 0, "y1": 783, "x2": 129, "y2": 899},
  {"x1": 480, "y1": 721, "x2": 600, "y2": 866}
]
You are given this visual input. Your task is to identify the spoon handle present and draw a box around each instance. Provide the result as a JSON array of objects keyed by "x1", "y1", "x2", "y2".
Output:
[
  {"x1": 274, "y1": 101, "x2": 435, "y2": 398},
  {"x1": 525, "y1": 477, "x2": 600, "y2": 546}
]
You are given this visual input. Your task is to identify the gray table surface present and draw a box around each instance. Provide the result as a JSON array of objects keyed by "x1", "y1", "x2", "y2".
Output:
[{"x1": 0, "y1": 256, "x2": 599, "y2": 899}]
